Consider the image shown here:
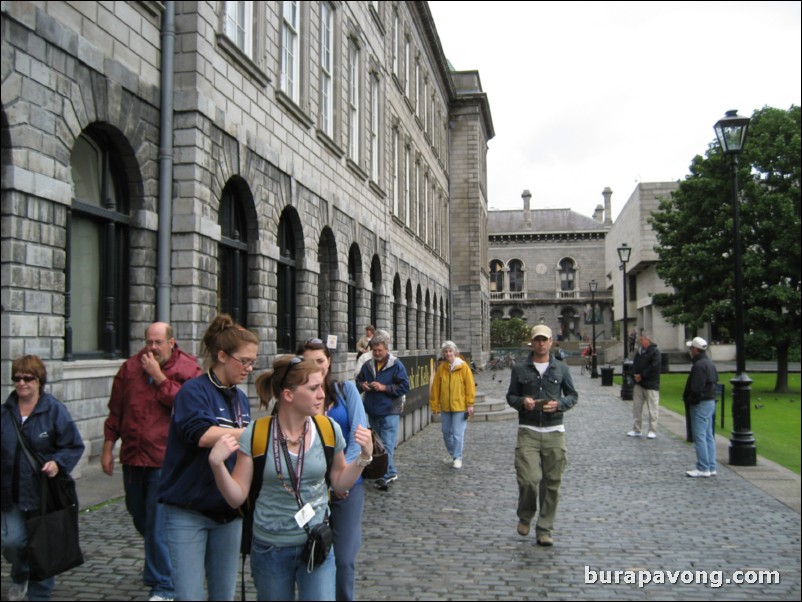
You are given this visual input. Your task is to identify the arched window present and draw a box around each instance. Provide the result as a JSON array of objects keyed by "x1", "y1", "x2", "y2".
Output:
[
  {"x1": 218, "y1": 182, "x2": 249, "y2": 326},
  {"x1": 510, "y1": 308, "x2": 524, "y2": 319},
  {"x1": 508, "y1": 259, "x2": 524, "y2": 293},
  {"x1": 277, "y1": 213, "x2": 297, "y2": 353},
  {"x1": 490, "y1": 260, "x2": 504, "y2": 292},
  {"x1": 67, "y1": 131, "x2": 130, "y2": 359},
  {"x1": 370, "y1": 256, "x2": 382, "y2": 327},
  {"x1": 559, "y1": 258, "x2": 576, "y2": 292},
  {"x1": 392, "y1": 275, "x2": 401, "y2": 347},
  {"x1": 347, "y1": 245, "x2": 361, "y2": 352}
]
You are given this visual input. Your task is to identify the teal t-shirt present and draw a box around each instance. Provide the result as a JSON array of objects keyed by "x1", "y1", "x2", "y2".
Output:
[{"x1": 240, "y1": 417, "x2": 345, "y2": 547}]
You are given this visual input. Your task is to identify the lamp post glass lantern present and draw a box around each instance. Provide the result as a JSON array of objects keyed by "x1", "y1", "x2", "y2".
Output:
[
  {"x1": 617, "y1": 244, "x2": 633, "y2": 400},
  {"x1": 714, "y1": 109, "x2": 756, "y2": 467},
  {"x1": 589, "y1": 280, "x2": 598, "y2": 378}
]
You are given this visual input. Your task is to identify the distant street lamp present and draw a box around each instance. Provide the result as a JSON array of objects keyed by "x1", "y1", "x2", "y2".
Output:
[
  {"x1": 714, "y1": 109, "x2": 756, "y2": 466},
  {"x1": 589, "y1": 280, "x2": 599, "y2": 378},
  {"x1": 617, "y1": 244, "x2": 633, "y2": 400}
]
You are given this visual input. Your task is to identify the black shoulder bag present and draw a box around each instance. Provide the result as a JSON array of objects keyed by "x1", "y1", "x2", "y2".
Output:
[{"x1": 11, "y1": 416, "x2": 84, "y2": 580}]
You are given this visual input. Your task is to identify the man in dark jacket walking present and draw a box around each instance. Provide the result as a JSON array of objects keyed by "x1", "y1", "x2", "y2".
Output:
[
  {"x1": 628, "y1": 331, "x2": 661, "y2": 439},
  {"x1": 507, "y1": 324, "x2": 577, "y2": 547},
  {"x1": 683, "y1": 337, "x2": 719, "y2": 478}
]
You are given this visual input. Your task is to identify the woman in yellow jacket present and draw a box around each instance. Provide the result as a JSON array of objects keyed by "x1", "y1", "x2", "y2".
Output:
[{"x1": 429, "y1": 341, "x2": 476, "y2": 469}]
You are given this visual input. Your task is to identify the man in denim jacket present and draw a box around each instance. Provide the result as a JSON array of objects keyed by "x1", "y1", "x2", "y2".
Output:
[{"x1": 507, "y1": 325, "x2": 577, "y2": 546}]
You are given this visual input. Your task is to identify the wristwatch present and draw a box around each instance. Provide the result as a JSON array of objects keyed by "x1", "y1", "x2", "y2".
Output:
[{"x1": 356, "y1": 454, "x2": 373, "y2": 467}]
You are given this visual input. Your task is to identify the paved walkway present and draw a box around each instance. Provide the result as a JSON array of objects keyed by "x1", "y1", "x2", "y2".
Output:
[{"x1": 3, "y1": 366, "x2": 800, "y2": 600}]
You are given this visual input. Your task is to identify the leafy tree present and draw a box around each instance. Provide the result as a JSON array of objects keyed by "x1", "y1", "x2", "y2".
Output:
[
  {"x1": 651, "y1": 105, "x2": 800, "y2": 392},
  {"x1": 491, "y1": 317, "x2": 531, "y2": 348}
]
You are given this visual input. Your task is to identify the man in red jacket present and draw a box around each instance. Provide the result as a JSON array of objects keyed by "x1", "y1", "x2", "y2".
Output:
[{"x1": 102, "y1": 322, "x2": 201, "y2": 601}]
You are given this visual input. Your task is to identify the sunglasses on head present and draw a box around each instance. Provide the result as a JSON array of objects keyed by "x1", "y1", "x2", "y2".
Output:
[
  {"x1": 305, "y1": 338, "x2": 323, "y2": 345},
  {"x1": 13, "y1": 375, "x2": 36, "y2": 383},
  {"x1": 279, "y1": 356, "x2": 304, "y2": 391}
]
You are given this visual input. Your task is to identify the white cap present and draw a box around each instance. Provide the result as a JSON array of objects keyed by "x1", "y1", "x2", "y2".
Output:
[{"x1": 686, "y1": 337, "x2": 708, "y2": 350}]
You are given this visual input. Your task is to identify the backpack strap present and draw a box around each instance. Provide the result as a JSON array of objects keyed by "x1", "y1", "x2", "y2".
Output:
[{"x1": 311, "y1": 414, "x2": 335, "y2": 488}]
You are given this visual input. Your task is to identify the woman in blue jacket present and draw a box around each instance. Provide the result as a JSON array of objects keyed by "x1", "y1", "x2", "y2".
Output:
[
  {"x1": 1, "y1": 355, "x2": 84, "y2": 601},
  {"x1": 298, "y1": 338, "x2": 368, "y2": 601},
  {"x1": 158, "y1": 314, "x2": 258, "y2": 601}
]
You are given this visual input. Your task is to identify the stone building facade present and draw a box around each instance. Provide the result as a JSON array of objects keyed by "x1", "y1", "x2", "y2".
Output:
[
  {"x1": 1, "y1": 1, "x2": 493, "y2": 469},
  {"x1": 604, "y1": 181, "x2": 691, "y2": 358},
  {"x1": 488, "y1": 189, "x2": 614, "y2": 355}
]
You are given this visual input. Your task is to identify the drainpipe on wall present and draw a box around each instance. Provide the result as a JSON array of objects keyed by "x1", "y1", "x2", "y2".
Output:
[{"x1": 156, "y1": 1, "x2": 175, "y2": 322}]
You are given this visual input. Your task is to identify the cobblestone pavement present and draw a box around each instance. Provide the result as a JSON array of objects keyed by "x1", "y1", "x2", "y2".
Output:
[{"x1": 3, "y1": 367, "x2": 800, "y2": 600}]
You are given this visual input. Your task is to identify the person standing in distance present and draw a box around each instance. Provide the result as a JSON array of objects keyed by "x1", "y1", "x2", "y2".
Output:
[
  {"x1": 628, "y1": 331, "x2": 661, "y2": 439},
  {"x1": 507, "y1": 325, "x2": 577, "y2": 547},
  {"x1": 683, "y1": 337, "x2": 719, "y2": 478},
  {"x1": 102, "y1": 322, "x2": 202, "y2": 601}
]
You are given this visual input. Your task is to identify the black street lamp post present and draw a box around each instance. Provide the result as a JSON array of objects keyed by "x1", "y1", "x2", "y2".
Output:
[
  {"x1": 714, "y1": 109, "x2": 756, "y2": 466},
  {"x1": 617, "y1": 244, "x2": 633, "y2": 400},
  {"x1": 589, "y1": 280, "x2": 599, "y2": 378}
]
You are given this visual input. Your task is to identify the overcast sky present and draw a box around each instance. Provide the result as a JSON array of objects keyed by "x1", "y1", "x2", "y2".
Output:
[{"x1": 427, "y1": 1, "x2": 802, "y2": 220}]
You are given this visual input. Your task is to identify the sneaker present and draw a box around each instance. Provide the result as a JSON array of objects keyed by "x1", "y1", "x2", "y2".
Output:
[
  {"x1": 537, "y1": 533, "x2": 554, "y2": 546},
  {"x1": 686, "y1": 469, "x2": 711, "y2": 478},
  {"x1": 647, "y1": 431, "x2": 657, "y2": 439},
  {"x1": 8, "y1": 581, "x2": 28, "y2": 602},
  {"x1": 442, "y1": 454, "x2": 454, "y2": 464},
  {"x1": 149, "y1": 596, "x2": 175, "y2": 602},
  {"x1": 452, "y1": 458, "x2": 463, "y2": 469},
  {"x1": 709, "y1": 470, "x2": 717, "y2": 476},
  {"x1": 516, "y1": 521, "x2": 530, "y2": 536},
  {"x1": 627, "y1": 430, "x2": 642, "y2": 437}
]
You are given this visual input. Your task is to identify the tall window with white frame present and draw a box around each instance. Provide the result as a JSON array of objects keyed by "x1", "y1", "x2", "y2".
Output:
[
  {"x1": 392, "y1": 128, "x2": 399, "y2": 216},
  {"x1": 392, "y1": 10, "x2": 399, "y2": 76},
  {"x1": 224, "y1": 1, "x2": 253, "y2": 56},
  {"x1": 404, "y1": 37, "x2": 410, "y2": 97},
  {"x1": 280, "y1": 0, "x2": 300, "y2": 101},
  {"x1": 404, "y1": 145, "x2": 411, "y2": 227},
  {"x1": 370, "y1": 73, "x2": 380, "y2": 182},
  {"x1": 319, "y1": 2, "x2": 333, "y2": 136},
  {"x1": 348, "y1": 40, "x2": 360, "y2": 162},
  {"x1": 67, "y1": 131, "x2": 130, "y2": 359},
  {"x1": 414, "y1": 160, "x2": 420, "y2": 236},
  {"x1": 423, "y1": 172, "x2": 429, "y2": 245}
]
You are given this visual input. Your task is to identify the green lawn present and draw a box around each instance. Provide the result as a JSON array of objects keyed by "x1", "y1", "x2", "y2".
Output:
[{"x1": 618, "y1": 373, "x2": 801, "y2": 474}]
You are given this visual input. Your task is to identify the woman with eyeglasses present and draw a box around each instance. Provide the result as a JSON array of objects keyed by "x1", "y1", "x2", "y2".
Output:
[
  {"x1": 298, "y1": 338, "x2": 368, "y2": 601},
  {"x1": 1, "y1": 355, "x2": 85, "y2": 601},
  {"x1": 158, "y1": 314, "x2": 257, "y2": 601},
  {"x1": 209, "y1": 355, "x2": 372, "y2": 601}
]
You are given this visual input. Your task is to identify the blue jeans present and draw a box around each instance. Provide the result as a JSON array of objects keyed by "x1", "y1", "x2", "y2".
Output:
[
  {"x1": 164, "y1": 505, "x2": 241, "y2": 601},
  {"x1": 1, "y1": 505, "x2": 55, "y2": 601},
  {"x1": 690, "y1": 400, "x2": 717, "y2": 472},
  {"x1": 367, "y1": 414, "x2": 399, "y2": 478},
  {"x1": 250, "y1": 537, "x2": 336, "y2": 601},
  {"x1": 440, "y1": 411, "x2": 469, "y2": 460},
  {"x1": 123, "y1": 465, "x2": 173, "y2": 598},
  {"x1": 330, "y1": 483, "x2": 364, "y2": 601}
]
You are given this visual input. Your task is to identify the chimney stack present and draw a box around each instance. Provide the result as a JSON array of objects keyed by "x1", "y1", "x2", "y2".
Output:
[
  {"x1": 522, "y1": 189, "x2": 532, "y2": 229},
  {"x1": 602, "y1": 187, "x2": 613, "y2": 226},
  {"x1": 593, "y1": 204, "x2": 604, "y2": 222}
]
